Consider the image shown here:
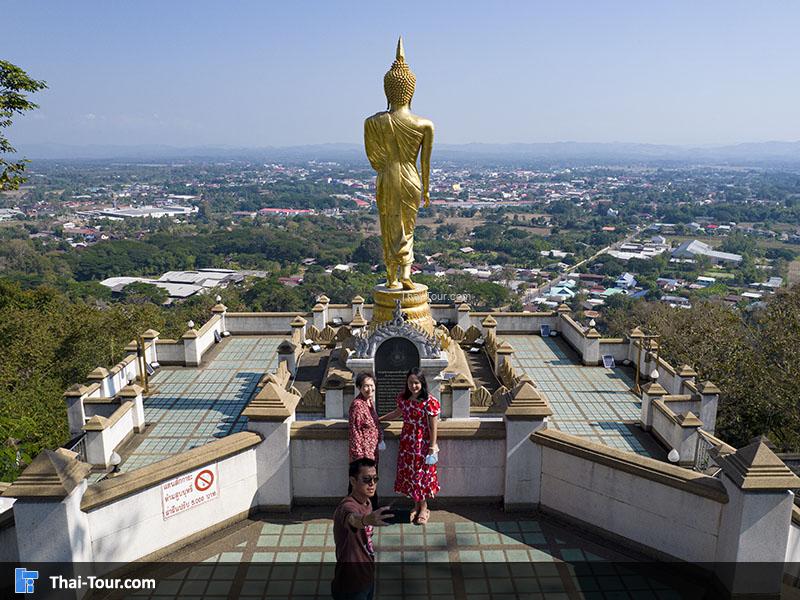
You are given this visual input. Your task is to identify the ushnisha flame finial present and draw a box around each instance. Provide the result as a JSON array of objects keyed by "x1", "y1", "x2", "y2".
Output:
[{"x1": 384, "y1": 36, "x2": 416, "y2": 106}]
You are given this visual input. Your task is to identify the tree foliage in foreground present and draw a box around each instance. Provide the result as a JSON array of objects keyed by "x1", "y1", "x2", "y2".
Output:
[
  {"x1": 0, "y1": 281, "x2": 244, "y2": 481},
  {"x1": 605, "y1": 285, "x2": 800, "y2": 451},
  {"x1": 0, "y1": 60, "x2": 47, "y2": 190}
]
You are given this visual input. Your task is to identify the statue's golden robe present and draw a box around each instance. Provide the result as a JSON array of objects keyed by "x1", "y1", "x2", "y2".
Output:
[{"x1": 364, "y1": 111, "x2": 424, "y2": 268}]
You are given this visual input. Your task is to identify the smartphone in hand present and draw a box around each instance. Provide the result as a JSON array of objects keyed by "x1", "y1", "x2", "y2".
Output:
[{"x1": 385, "y1": 507, "x2": 412, "y2": 525}]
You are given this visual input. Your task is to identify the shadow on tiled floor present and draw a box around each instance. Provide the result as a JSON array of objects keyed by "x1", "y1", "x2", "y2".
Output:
[
  {"x1": 505, "y1": 335, "x2": 667, "y2": 458},
  {"x1": 118, "y1": 337, "x2": 282, "y2": 472},
  {"x1": 105, "y1": 507, "x2": 714, "y2": 599}
]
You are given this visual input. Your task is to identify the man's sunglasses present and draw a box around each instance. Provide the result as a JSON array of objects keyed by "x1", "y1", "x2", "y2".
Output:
[{"x1": 360, "y1": 476, "x2": 379, "y2": 485}]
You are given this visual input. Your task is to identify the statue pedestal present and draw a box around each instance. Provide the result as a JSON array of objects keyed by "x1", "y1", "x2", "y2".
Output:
[
  {"x1": 348, "y1": 286, "x2": 445, "y2": 413},
  {"x1": 373, "y1": 283, "x2": 434, "y2": 335}
]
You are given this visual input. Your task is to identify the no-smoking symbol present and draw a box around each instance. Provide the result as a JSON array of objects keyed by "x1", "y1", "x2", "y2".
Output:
[{"x1": 194, "y1": 469, "x2": 214, "y2": 492}]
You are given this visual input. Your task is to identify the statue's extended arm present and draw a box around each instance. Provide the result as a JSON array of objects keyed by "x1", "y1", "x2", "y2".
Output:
[{"x1": 421, "y1": 122, "x2": 433, "y2": 207}]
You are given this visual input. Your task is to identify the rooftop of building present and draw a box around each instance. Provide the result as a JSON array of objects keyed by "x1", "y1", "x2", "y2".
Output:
[{"x1": 672, "y1": 239, "x2": 743, "y2": 263}]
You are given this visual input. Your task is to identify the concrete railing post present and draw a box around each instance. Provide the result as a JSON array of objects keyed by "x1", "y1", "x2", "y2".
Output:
[
  {"x1": 312, "y1": 303, "x2": 326, "y2": 331},
  {"x1": 676, "y1": 364, "x2": 697, "y2": 395},
  {"x1": 640, "y1": 381, "x2": 667, "y2": 431},
  {"x1": 494, "y1": 342, "x2": 514, "y2": 378},
  {"x1": 503, "y1": 381, "x2": 552, "y2": 511},
  {"x1": 351, "y1": 295, "x2": 365, "y2": 321},
  {"x1": 4, "y1": 449, "x2": 93, "y2": 563},
  {"x1": 325, "y1": 389, "x2": 344, "y2": 419},
  {"x1": 141, "y1": 329, "x2": 161, "y2": 365},
  {"x1": 182, "y1": 327, "x2": 201, "y2": 367},
  {"x1": 243, "y1": 383, "x2": 300, "y2": 512},
  {"x1": 481, "y1": 314, "x2": 497, "y2": 337},
  {"x1": 322, "y1": 368, "x2": 352, "y2": 420},
  {"x1": 420, "y1": 355, "x2": 450, "y2": 402},
  {"x1": 290, "y1": 315, "x2": 307, "y2": 346},
  {"x1": 642, "y1": 341, "x2": 659, "y2": 382},
  {"x1": 697, "y1": 380, "x2": 720, "y2": 436},
  {"x1": 277, "y1": 341, "x2": 298, "y2": 377},
  {"x1": 63, "y1": 384, "x2": 90, "y2": 437},
  {"x1": 118, "y1": 384, "x2": 146, "y2": 432},
  {"x1": 449, "y1": 374, "x2": 473, "y2": 419},
  {"x1": 713, "y1": 439, "x2": 800, "y2": 597},
  {"x1": 350, "y1": 309, "x2": 367, "y2": 336},
  {"x1": 627, "y1": 327, "x2": 644, "y2": 364},
  {"x1": 457, "y1": 303, "x2": 472, "y2": 330},
  {"x1": 314, "y1": 295, "x2": 330, "y2": 329},
  {"x1": 674, "y1": 411, "x2": 702, "y2": 466},
  {"x1": 210, "y1": 304, "x2": 228, "y2": 336},
  {"x1": 583, "y1": 327, "x2": 601, "y2": 365},
  {"x1": 555, "y1": 304, "x2": 571, "y2": 333},
  {"x1": 87, "y1": 367, "x2": 112, "y2": 397}
]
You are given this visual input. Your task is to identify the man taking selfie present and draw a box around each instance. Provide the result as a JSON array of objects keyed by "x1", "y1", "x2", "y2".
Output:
[{"x1": 331, "y1": 458, "x2": 394, "y2": 600}]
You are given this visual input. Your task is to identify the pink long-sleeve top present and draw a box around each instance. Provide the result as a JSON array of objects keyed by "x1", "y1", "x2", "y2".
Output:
[{"x1": 348, "y1": 394, "x2": 381, "y2": 462}]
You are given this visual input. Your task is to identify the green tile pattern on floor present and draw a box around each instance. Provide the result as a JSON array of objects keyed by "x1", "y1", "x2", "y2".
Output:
[
  {"x1": 120, "y1": 337, "x2": 281, "y2": 471},
  {"x1": 121, "y1": 515, "x2": 689, "y2": 599},
  {"x1": 505, "y1": 335, "x2": 650, "y2": 456}
]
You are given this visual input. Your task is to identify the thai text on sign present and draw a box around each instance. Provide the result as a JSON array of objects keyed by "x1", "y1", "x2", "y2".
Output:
[{"x1": 161, "y1": 464, "x2": 219, "y2": 520}]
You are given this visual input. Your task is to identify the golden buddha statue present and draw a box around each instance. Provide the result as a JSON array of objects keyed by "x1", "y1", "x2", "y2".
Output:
[{"x1": 364, "y1": 37, "x2": 434, "y2": 290}]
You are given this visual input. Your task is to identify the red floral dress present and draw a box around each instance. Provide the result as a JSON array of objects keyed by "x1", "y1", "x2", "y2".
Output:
[{"x1": 394, "y1": 392, "x2": 440, "y2": 501}]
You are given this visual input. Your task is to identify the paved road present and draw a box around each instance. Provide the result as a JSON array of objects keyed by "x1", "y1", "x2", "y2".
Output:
[{"x1": 534, "y1": 224, "x2": 648, "y2": 300}]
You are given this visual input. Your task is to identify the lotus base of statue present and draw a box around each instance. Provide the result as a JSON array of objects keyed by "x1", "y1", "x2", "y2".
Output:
[{"x1": 372, "y1": 282, "x2": 434, "y2": 335}]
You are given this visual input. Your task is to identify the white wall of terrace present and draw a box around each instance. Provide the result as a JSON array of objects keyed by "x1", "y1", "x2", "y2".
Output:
[{"x1": 288, "y1": 420, "x2": 505, "y2": 503}]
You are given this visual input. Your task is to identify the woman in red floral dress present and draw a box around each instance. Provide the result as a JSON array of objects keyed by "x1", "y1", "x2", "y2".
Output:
[{"x1": 380, "y1": 368, "x2": 440, "y2": 525}]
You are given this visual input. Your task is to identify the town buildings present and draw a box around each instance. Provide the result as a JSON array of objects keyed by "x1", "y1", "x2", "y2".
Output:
[
  {"x1": 100, "y1": 269, "x2": 250, "y2": 302},
  {"x1": 672, "y1": 239, "x2": 743, "y2": 265}
]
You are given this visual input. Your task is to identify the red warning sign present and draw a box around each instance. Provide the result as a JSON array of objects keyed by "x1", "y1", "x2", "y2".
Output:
[
  {"x1": 194, "y1": 469, "x2": 214, "y2": 492},
  {"x1": 161, "y1": 464, "x2": 220, "y2": 519}
]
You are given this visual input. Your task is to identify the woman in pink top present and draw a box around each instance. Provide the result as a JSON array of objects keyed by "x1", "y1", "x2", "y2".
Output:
[{"x1": 349, "y1": 372, "x2": 383, "y2": 462}]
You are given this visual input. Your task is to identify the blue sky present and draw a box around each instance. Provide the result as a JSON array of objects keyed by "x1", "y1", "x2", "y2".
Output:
[{"x1": 4, "y1": 1, "x2": 800, "y2": 147}]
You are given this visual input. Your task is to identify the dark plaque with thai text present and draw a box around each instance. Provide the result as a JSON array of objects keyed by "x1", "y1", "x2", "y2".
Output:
[{"x1": 375, "y1": 337, "x2": 420, "y2": 414}]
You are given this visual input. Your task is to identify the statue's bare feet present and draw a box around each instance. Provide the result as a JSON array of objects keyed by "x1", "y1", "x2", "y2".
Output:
[
  {"x1": 386, "y1": 273, "x2": 402, "y2": 289},
  {"x1": 386, "y1": 265, "x2": 402, "y2": 289},
  {"x1": 399, "y1": 264, "x2": 414, "y2": 290}
]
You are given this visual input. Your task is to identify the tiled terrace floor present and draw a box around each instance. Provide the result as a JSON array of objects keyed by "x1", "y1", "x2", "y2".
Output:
[
  {"x1": 113, "y1": 509, "x2": 704, "y2": 599},
  {"x1": 119, "y1": 337, "x2": 282, "y2": 471},
  {"x1": 505, "y1": 335, "x2": 657, "y2": 457}
]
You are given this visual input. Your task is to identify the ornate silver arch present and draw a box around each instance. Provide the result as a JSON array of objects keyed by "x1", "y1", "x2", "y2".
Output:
[{"x1": 353, "y1": 300, "x2": 441, "y2": 359}]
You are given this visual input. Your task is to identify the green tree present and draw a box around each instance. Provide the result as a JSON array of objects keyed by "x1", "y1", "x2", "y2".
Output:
[
  {"x1": 604, "y1": 287, "x2": 800, "y2": 451},
  {"x1": 120, "y1": 282, "x2": 169, "y2": 305},
  {"x1": 720, "y1": 232, "x2": 757, "y2": 257},
  {"x1": 242, "y1": 277, "x2": 305, "y2": 312},
  {"x1": 352, "y1": 236, "x2": 383, "y2": 265},
  {"x1": 0, "y1": 282, "x2": 168, "y2": 480},
  {"x1": 0, "y1": 61, "x2": 47, "y2": 190}
]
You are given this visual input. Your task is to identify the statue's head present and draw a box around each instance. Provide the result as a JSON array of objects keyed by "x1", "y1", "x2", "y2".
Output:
[{"x1": 384, "y1": 37, "x2": 416, "y2": 107}]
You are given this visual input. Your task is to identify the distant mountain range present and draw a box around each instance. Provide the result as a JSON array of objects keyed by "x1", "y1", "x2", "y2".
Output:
[{"x1": 14, "y1": 141, "x2": 800, "y2": 167}]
